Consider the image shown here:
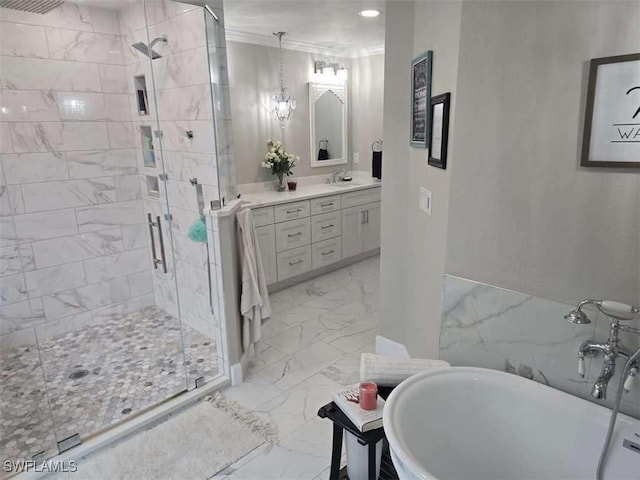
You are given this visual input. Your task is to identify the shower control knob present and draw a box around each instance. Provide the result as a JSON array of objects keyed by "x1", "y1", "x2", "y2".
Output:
[
  {"x1": 623, "y1": 366, "x2": 637, "y2": 393},
  {"x1": 578, "y1": 355, "x2": 586, "y2": 377}
]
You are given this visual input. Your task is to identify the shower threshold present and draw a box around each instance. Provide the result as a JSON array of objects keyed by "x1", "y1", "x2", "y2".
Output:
[{"x1": 17, "y1": 377, "x2": 229, "y2": 480}]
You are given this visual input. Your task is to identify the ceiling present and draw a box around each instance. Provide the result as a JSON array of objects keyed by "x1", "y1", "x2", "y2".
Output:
[
  {"x1": 68, "y1": 0, "x2": 385, "y2": 56},
  {"x1": 223, "y1": 0, "x2": 385, "y2": 57}
]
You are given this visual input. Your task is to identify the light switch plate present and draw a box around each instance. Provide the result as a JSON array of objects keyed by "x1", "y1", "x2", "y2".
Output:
[
  {"x1": 420, "y1": 187, "x2": 432, "y2": 216},
  {"x1": 353, "y1": 152, "x2": 360, "y2": 164}
]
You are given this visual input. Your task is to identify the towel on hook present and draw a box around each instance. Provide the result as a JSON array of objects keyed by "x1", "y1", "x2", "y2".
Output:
[
  {"x1": 236, "y1": 208, "x2": 271, "y2": 356},
  {"x1": 372, "y1": 150, "x2": 382, "y2": 179},
  {"x1": 318, "y1": 148, "x2": 329, "y2": 161}
]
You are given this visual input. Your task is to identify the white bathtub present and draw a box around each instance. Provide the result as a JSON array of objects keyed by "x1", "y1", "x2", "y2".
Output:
[{"x1": 383, "y1": 367, "x2": 640, "y2": 480}]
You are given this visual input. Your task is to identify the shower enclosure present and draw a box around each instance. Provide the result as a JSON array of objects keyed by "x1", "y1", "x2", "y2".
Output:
[{"x1": 0, "y1": 0, "x2": 235, "y2": 473}]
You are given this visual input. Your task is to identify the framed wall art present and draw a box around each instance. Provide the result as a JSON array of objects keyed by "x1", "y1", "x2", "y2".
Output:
[
  {"x1": 428, "y1": 92, "x2": 451, "y2": 169},
  {"x1": 581, "y1": 53, "x2": 640, "y2": 168},
  {"x1": 410, "y1": 51, "x2": 433, "y2": 148}
]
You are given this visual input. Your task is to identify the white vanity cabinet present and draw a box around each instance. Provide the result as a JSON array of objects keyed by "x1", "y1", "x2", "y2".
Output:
[
  {"x1": 249, "y1": 185, "x2": 380, "y2": 286},
  {"x1": 342, "y1": 203, "x2": 381, "y2": 257}
]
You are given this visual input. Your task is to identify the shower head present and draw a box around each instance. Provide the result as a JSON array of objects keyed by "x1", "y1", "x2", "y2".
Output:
[
  {"x1": 132, "y1": 36, "x2": 167, "y2": 60},
  {"x1": 0, "y1": 0, "x2": 62, "y2": 13}
]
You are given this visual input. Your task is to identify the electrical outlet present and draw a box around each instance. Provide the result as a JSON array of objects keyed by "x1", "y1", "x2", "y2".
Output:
[
  {"x1": 419, "y1": 187, "x2": 432, "y2": 216},
  {"x1": 353, "y1": 152, "x2": 360, "y2": 164}
]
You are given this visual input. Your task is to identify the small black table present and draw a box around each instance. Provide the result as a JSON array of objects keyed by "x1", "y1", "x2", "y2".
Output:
[{"x1": 317, "y1": 386, "x2": 398, "y2": 480}]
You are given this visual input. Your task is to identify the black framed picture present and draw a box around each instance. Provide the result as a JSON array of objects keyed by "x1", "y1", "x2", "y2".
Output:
[
  {"x1": 581, "y1": 53, "x2": 640, "y2": 168},
  {"x1": 428, "y1": 92, "x2": 451, "y2": 169},
  {"x1": 410, "y1": 51, "x2": 433, "y2": 148}
]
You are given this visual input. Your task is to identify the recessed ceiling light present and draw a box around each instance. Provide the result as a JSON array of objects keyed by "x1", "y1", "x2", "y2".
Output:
[{"x1": 359, "y1": 9, "x2": 381, "y2": 18}]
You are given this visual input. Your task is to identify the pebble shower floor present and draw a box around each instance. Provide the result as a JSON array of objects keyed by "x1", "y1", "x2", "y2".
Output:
[{"x1": 0, "y1": 306, "x2": 218, "y2": 472}]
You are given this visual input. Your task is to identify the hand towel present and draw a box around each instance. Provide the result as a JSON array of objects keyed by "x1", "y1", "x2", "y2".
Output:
[
  {"x1": 372, "y1": 150, "x2": 382, "y2": 179},
  {"x1": 360, "y1": 353, "x2": 450, "y2": 386},
  {"x1": 236, "y1": 208, "x2": 271, "y2": 356}
]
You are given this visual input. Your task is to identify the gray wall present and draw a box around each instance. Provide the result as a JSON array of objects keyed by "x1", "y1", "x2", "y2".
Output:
[
  {"x1": 380, "y1": 0, "x2": 639, "y2": 359},
  {"x1": 226, "y1": 41, "x2": 349, "y2": 184},
  {"x1": 351, "y1": 54, "x2": 385, "y2": 173},
  {"x1": 226, "y1": 41, "x2": 384, "y2": 184},
  {"x1": 379, "y1": 0, "x2": 462, "y2": 357},
  {"x1": 445, "y1": 0, "x2": 640, "y2": 307}
]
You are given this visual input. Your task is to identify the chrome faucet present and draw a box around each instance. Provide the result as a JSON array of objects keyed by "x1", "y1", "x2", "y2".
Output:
[
  {"x1": 326, "y1": 169, "x2": 347, "y2": 184},
  {"x1": 566, "y1": 299, "x2": 640, "y2": 399}
]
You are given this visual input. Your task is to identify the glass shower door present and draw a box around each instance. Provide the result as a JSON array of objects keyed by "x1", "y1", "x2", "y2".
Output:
[
  {"x1": 31, "y1": 0, "x2": 190, "y2": 454},
  {"x1": 144, "y1": 0, "x2": 227, "y2": 390}
]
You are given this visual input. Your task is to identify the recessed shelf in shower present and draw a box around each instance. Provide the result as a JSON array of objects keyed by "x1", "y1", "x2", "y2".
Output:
[
  {"x1": 134, "y1": 75, "x2": 150, "y2": 115},
  {"x1": 140, "y1": 125, "x2": 156, "y2": 168},
  {"x1": 146, "y1": 175, "x2": 160, "y2": 197}
]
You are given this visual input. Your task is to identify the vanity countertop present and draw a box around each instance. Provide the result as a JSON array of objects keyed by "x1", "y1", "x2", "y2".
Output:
[{"x1": 239, "y1": 177, "x2": 381, "y2": 208}]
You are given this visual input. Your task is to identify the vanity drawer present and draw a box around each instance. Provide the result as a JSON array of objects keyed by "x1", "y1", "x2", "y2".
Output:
[
  {"x1": 310, "y1": 195, "x2": 342, "y2": 215},
  {"x1": 275, "y1": 218, "x2": 311, "y2": 252},
  {"x1": 312, "y1": 237, "x2": 342, "y2": 269},
  {"x1": 341, "y1": 188, "x2": 381, "y2": 209},
  {"x1": 277, "y1": 245, "x2": 311, "y2": 281},
  {"x1": 311, "y1": 211, "x2": 342, "y2": 243},
  {"x1": 274, "y1": 200, "x2": 310, "y2": 223},
  {"x1": 251, "y1": 206, "x2": 274, "y2": 227}
]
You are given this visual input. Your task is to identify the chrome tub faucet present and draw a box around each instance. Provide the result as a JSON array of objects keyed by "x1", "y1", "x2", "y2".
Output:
[{"x1": 566, "y1": 300, "x2": 640, "y2": 399}]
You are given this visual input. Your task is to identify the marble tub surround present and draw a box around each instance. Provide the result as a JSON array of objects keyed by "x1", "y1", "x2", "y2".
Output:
[
  {"x1": 0, "y1": 3, "x2": 154, "y2": 336},
  {"x1": 440, "y1": 275, "x2": 640, "y2": 418}
]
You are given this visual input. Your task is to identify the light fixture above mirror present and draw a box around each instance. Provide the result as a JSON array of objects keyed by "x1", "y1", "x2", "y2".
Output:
[{"x1": 314, "y1": 59, "x2": 348, "y2": 84}]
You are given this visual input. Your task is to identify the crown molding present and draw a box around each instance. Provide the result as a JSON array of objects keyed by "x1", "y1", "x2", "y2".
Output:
[{"x1": 225, "y1": 29, "x2": 384, "y2": 59}]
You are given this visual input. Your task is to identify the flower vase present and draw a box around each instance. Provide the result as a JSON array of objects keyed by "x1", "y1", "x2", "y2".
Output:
[{"x1": 276, "y1": 173, "x2": 286, "y2": 192}]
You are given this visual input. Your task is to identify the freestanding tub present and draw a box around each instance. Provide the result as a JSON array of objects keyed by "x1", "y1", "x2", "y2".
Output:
[{"x1": 383, "y1": 367, "x2": 640, "y2": 480}]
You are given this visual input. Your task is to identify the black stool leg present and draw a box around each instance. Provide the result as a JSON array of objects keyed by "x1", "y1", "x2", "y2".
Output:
[
  {"x1": 329, "y1": 424, "x2": 343, "y2": 480},
  {"x1": 368, "y1": 441, "x2": 376, "y2": 479}
]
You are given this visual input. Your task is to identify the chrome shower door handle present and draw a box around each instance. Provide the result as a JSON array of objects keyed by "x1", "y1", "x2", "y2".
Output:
[
  {"x1": 155, "y1": 215, "x2": 168, "y2": 274},
  {"x1": 148, "y1": 213, "x2": 159, "y2": 270},
  {"x1": 147, "y1": 213, "x2": 168, "y2": 274}
]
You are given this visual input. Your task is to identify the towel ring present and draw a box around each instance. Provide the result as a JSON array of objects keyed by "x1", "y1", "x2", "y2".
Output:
[
  {"x1": 319, "y1": 138, "x2": 329, "y2": 149},
  {"x1": 371, "y1": 139, "x2": 383, "y2": 152}
]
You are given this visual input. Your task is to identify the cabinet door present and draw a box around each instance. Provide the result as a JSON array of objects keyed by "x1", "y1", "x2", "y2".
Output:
[
  {"x1": 255, "y1": 224, "x2": 277, "y2": 285},
  {"x1": 362, "y1": 202, "x2": 381, "y2": 252},
  {"x1": 342, "y1": 205, "x2": 364, "y2": 258}
]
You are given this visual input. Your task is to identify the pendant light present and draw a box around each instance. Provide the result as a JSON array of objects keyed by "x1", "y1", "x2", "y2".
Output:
[{"x1": 272, "y1": 32, "x2": 296, "y2": 127}]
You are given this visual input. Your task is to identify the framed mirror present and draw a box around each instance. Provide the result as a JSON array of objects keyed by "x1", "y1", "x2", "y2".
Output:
[{"x1": 309, "y1": 82, "x2": 348, "y2": 167}]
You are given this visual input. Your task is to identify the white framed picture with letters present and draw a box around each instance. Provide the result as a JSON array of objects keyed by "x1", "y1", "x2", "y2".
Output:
[{"x1": 581, "y1": 53, "x2": 640, "y2": 168}]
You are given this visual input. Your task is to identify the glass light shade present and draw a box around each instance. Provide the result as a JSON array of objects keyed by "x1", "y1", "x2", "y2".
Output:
[
  {"x1": 273, "y1": 89, "x2": 296, "y2": 127},
  {"x1": 336, "y1": 67, "x2": 348, "y2": 80},
  {"x1": 322, "y1": 66, "x2": 335, "y2": 76},
  {"x1": 359, "y1": 9, "x2": 380, "y2": 17}
]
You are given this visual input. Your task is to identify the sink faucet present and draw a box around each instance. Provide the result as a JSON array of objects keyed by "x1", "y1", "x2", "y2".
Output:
[
  {"x1": 566, "y1": 299, "x2": 640, "y2": 399},
  {"x1": 327, "y1": 169, "x2": 347, "y2": 184}
]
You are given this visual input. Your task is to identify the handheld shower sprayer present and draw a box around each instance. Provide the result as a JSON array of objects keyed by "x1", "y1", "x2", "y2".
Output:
[{"x1": 564, "y1": 299, "x2": 639, "y2": 325}]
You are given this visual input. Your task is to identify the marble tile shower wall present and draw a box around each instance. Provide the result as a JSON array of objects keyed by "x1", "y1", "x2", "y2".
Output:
[
  {"x1": 440, "y1": 275, "x2": 640, "y2": 418},
  {"x1": 118, "y1": 0, "x2": 230, "y2": 338},
  {"x1": 0, "y1": 3, "x2": 155, "y2": 344}
]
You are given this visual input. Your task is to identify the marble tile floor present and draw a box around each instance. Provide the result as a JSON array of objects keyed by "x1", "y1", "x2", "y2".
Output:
[
  {"x1": 216, "y1": 255, "x2": 381, "y2": 479},
  {"x1": 0, "y1": 306, "x2": 218, "y2": 471}
]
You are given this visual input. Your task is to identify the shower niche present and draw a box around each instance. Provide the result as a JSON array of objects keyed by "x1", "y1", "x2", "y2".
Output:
[
  {"x1": 140, "y1": 125, "x2": 156, "y2": 167},
  {"x1": 134, "y1": 75, "x2": 150, "y2": 115}
]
